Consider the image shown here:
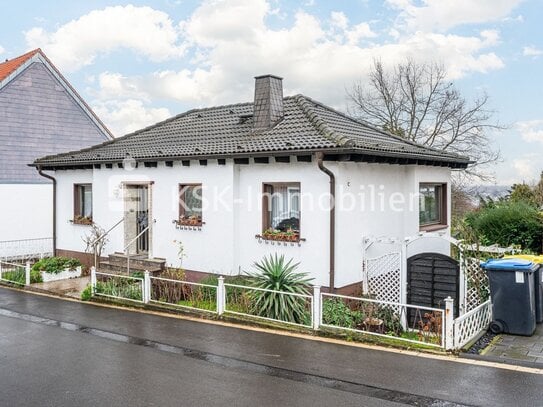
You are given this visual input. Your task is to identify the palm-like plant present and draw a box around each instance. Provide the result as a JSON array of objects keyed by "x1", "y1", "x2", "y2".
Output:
[{"x1": 245, "y1": 254, "x2": 313, "y2": 324}]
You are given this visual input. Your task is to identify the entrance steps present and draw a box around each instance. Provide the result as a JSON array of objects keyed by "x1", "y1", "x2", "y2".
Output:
[{"x1": 98, "y1": 252, "x2": 166, "y2": 276}]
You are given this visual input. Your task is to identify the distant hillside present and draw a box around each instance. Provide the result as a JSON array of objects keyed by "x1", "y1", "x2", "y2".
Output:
[{"x1": 463, "y1": 185, "x2": 509, "y2": 206}]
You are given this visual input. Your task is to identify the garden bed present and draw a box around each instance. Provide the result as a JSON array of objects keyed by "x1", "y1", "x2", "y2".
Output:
[{"x1": 41, "y1": 266, "x2": 82, "y2": 282}]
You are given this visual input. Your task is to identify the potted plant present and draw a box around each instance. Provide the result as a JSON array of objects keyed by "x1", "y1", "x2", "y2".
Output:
[
  {"x1": 74, "y1": 215, "x2": 93, "y2": 225},
  {"x1": 263, "y1": 228, "x2": 274, "y2": 240}
]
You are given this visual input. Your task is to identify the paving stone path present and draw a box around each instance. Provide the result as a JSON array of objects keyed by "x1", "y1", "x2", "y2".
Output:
[{"x1": 483, "y1": 324, "x2": 543, "y2": 366}]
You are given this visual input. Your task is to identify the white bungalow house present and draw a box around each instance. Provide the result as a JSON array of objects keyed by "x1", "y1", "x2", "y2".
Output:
[
  {"x1": 32, "y1": 75, "x2": 469, "y2": 292},
  {"x1": 0, "y1": 49, "x2": 112, "y2": 253}
]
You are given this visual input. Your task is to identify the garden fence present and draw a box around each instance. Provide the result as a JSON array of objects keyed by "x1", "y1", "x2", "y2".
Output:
[
  {"x1": 92, "y1": 270, "x2": 145, "y2": 303},
  {"x1": 223, "y1": 282, "x2": 314, "y2": 328},
  {"x1": 0, "y1": 238, "x2": 53, "y2": 262},
  {"x1": 0, "y1": 261, "x2": 31, "y2": 285},
  {"x1": 320, "y1": 292, "x2": 447, "y2": 348},
  {"x1": 89, "y1": 267, "x2": 485, "y2": 350}
]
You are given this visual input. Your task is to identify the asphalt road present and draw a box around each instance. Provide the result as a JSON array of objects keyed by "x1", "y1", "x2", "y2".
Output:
[{"x1": 0, "y1": 287, "x2": 541, "y2": 407}]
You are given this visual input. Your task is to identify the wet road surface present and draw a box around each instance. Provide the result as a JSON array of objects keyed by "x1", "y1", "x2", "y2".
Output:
[{"x1": 0, "y1": 287, "x2": 541, "y2": 406}]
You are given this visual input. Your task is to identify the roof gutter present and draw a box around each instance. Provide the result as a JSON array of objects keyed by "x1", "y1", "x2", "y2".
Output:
[
  {"x1": 316, "y1": 152, "x2": 335, "y2": 292},
  {"x1": 37, "y1": 167, "x2": 57, "y2": 256}
]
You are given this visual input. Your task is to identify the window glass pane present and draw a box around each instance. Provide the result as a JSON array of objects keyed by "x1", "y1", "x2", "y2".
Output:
[
  {"x1": 270, "y1": 184, "x2": 300, "y2": 231},
  {"x1": 181, "y1": 185, "x2": 202, "y2": 220},
  {"x1": 419, "y1": 185, "x2": 441, "y2": 225},
  {"x1": 82, "y1": 185, "x2": 92, "y2": 218}
]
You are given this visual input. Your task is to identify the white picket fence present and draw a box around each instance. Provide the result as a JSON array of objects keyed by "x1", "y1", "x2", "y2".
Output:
[
  {"x1": 453, "y1": 300, "x2": 493, "y2": 349},
  {"x1": 0, "y1": 261, "x2": 31, "y2": 285},
  {"x1": 89, "y1": 267, "x2": 487, "y2": 350}
]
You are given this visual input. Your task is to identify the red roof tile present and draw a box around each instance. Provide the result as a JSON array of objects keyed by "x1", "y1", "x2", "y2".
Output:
[{"x1": 0, "y1": 48, "x2": 41, "y2": 81}]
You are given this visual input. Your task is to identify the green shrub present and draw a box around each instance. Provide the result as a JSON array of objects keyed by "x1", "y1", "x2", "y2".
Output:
[
  {"x1": 244, "y1": 254, "x2": 313, "y2": 324},
  {"x1": 1, "y1": 268, "x2": 26, "y2": 285},
  {"x1": 322, "y1": 298, "x2": 363, "y2": 329},
  {"x1": 32, "y1": 257, "x2": 82, "y2": 274},
  {"x1": 2, "y1": 267, "x2": 42, "y2": 284},
  {"x1": 465, "y1": 201, "x2": 543, "y2": 252},
  {"x1": 81, "y1": 285, "x2": 92, "y2": 301},
  {"x1": 95, "y1": 278, "x2": 142, "y2": 301}
]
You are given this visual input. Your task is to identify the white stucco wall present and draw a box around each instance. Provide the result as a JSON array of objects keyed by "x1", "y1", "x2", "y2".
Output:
[
  {"x1": 0, "y1": 184, "x2": 52, "y2": 241},
  {"x1": 53, "y1": 158, "x2": 452, "y2": 288},
  {"x1": 235, "y1": 160, "x2": 330, "y2": 286}
]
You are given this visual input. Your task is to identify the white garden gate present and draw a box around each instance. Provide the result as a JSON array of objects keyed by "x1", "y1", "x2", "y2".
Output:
[{"x1": 361, "y1": 232, "x2": 518, "y2": 349}]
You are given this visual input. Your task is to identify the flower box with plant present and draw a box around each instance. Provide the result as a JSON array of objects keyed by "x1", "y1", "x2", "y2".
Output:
[
  {"x1": 32, "y1": 257, "x2": 83, "y2": 283},
  {"x1": 261, "y1": 228, "x2": 300, "y2": 242},
  {"x1": 178, "y1": 215, "x2": 202, "y2": 226},
  {"x1": 73, "y1": 215, "x2": 93, "y2": 225}
]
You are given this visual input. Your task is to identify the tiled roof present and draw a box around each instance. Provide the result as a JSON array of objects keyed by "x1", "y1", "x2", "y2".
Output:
[
  {"x1": 0, "y1": 48, "x2": 41, "y2": 81},
  {"x1": 34, "y1": 94, "x2": 470, "y2": 168}
]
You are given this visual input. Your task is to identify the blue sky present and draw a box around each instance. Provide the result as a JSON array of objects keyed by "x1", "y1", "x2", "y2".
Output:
[{"x1": 1, "y1": 0, "x2": 542, "y2": 185}]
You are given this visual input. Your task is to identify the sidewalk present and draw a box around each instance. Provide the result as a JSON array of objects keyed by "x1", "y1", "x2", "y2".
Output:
[
  {"x1": 31, "y1": 276, "x2": 89, "y2": 299},
  {"x1": 480, "y1": 324, "x2": 543, "y2": 367}
]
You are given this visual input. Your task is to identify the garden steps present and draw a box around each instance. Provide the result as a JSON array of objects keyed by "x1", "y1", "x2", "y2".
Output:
[{"x1": 98, "y1": 253, "x2": 166, "y2": 275}]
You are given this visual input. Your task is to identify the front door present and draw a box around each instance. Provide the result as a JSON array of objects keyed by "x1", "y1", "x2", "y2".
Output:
[{"x1": 124, "y1": 184, "x2": 150, "y2": 255}]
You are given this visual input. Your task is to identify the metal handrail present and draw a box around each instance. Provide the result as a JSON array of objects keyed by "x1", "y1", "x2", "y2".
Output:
[
  {"x1": 124, "y1": 225, "x2": 150, "y2": 275},
  {"x1": 92, "y1": 218, "x2": 124, "y2": 268}
]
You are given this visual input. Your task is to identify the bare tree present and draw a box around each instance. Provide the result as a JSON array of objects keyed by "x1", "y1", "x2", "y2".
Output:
[{"x1": 348, "y1": 59, "x2": 503, "y2": 183}]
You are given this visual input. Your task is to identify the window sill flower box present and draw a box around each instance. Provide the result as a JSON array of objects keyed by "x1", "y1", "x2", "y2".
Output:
[
  {"x1": 41, "y1": 266, "x2": 82, "y2": 283},
  {"x1": 72, "y1": 216, "x2": 93, "y2": 225},
  {"x1": 256, "y1": 229, "x2": 306, "y2": 246},
  {"x1": 173, "y1": 218, "x2": 205, "y2": 230}
]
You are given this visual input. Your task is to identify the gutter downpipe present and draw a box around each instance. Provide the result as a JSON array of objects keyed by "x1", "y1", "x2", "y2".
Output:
[
  {"x1": 37, "y1": 166, "x2": 57, "y2": 256},
  {"x1": 316, "y1": 152, "x2": 335, "y2": 293}
]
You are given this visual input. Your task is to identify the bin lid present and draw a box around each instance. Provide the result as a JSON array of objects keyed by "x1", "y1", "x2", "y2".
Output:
[
  {"x1": 504, "y1": 254, "x2": 543, "y2": 264},
  {"x1": 481, "y1": 258, "x2": 538, "y2": 272}
]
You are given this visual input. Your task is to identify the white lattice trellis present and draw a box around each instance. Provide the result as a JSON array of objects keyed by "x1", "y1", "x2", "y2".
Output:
[
  {"x1": 453, "y1": 300, "x2": 492, "y2": 349},
  {"x1": 462, "y1": 257, "x2": 490, "y2": 313},
  {"x1": 364, "y1": 252, "x2": 402, "y2": 304}
]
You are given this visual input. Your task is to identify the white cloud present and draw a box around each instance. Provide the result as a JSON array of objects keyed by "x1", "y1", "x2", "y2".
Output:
[
  {"x1": 25, "y1": 5, "x2": 185, "y2": 72},
  {"x1": 0, "y1": 45, "x2": 4, "y2": 55},
  {"x1": 57, "y1": 0, "x2": 506, "y2": 134},
  {"x1": 92, "y1": 99, "x2": 171, "y2": 136},
  {"x1": 512, "y1": 154, "x2": 540, "y2": 182},
  {"x1": 523, "y1": 46, "x2": 543, "y2": 57},
  {"x1": 387, "y1": 0, "x2": 523, "y2": 32},
  {"x1": 93, "y1": 3, "x2": 504, "y2": 111},
  {"x1": 517, "y1": 120, "x2": 543, "y2": 143}
]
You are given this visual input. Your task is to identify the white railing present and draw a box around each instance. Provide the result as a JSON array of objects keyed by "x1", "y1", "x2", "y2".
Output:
[
  {"x1": 0, "y1": 260, "x2": 31, "y2": 286},
  {"x1": 0, "y1": 238, "x2": 53, "y2": 262},
  {"x1": 91, "y1": 268, "x2": 494, "y2": 350},
  {"x1": 149, "y1": 275, "x2": 217, "y2": 313},
  {"x1": 453, "y1": 300, "x2": 492, "y2": 349},
  {"x1": 90, "y1": 218, "x2": 124, "y2": 268},
  {"x1": 92, "y1": 270, "x2": 144, "y2": 303},
  {"x1": 223, "y1": 283, "x2": 314, "y2": 328},
  {"x1": 125, "y1": 225, "x2": 150, "y2": 275},
  {"x1": 320, "y1": 292, "x2": 448, "y2": 348}
]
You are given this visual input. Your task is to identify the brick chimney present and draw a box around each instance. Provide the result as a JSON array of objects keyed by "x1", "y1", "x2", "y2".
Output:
[{"x1": 253, "y1": 74, "x2": 284, "y2": 129}]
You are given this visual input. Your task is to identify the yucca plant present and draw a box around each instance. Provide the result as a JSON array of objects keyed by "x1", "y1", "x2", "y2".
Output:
[{"x1": 245, "y1": 254, "x2": 313, "y2": 324}]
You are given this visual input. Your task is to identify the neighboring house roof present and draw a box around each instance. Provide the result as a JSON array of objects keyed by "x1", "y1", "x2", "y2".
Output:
[
  {"x1": 0, "y1": 48, "x2": 113, "y2": 140},
  {"x1": 0, "y1": 49, "x2": 113, "y2": 183},
  {"x1": 0, "y1": 49, "x2": 40, "y2": 81},
  {"x1": 34, "y1": 94, "x2": 470, "y2": 169}
]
